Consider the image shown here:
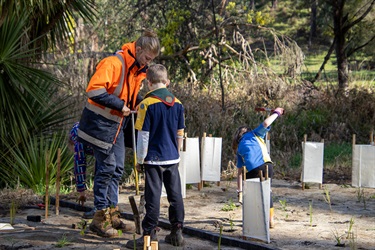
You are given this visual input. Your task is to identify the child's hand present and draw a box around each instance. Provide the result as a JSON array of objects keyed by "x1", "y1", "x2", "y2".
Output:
[
  {"x1": 136, "y1": 163, "x2": 144, "y2": 173},
  {"x1": 273, "y1": 107, "x2": 284, "y2": 116},
  {"x1": 77, "y1": 191, "x2": 87, "y2": 206}
]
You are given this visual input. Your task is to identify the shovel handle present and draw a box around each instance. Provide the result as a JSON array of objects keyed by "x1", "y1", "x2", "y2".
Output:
[{"x1": 255, "y1": 107, "x2": 274, "y2": 112}]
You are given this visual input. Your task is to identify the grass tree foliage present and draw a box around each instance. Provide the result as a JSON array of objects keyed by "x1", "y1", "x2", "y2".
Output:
[{"x1": 0, "y1": 3, "x2": 95, "y2": 191}]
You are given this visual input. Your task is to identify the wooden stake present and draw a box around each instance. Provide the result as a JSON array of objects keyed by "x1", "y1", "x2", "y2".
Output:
[
  {"x1": 56, "y1": 148, "x2": 61, "y2": 215},
  {"x1": 198, "y1": 132, "x2": 206, "y2": 191},
  {"x1": 150, "y1": 241, "x2": 158, "y2": 250},
  {"x1": 302, "y1": 134, "x2": 307, "y2": 190},
  {"x1": 319, "y1": 140, "x2": 324, "y2": 189},
  {"x1": 265, "y1": 165, "x2": 269, "y2": 180},
  {"x1": 259, "y1": 170, "x2": 264, "y2": 182},
  {"x1": 45, "y1": 151, "x2": 50, "y2": 219},
  {"x1": 143, "y1": 235, "x2": 151, "y2": 250}
]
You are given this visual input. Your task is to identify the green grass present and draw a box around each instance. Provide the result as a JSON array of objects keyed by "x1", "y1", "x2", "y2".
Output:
[
  {"x1": 324, "y1": 143, "x2": 352, "y2": 168},
  {"x1": 288, "y1": 142, "x2": 352, "y2": 170}
]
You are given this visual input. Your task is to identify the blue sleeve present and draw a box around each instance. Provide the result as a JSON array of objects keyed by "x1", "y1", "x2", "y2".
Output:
[
  {"x1": 178, "y1": 104, "x2": 185, "y2": 130},
  {"x1": 236, "y1": 153, "x2": 244, "y2": 168},
  {"x1": 90, "y1": 92, "x2": 125, "y2": 112},
  {"x1": 253, "y1": 123, "x2": 270, "y2": 140}
]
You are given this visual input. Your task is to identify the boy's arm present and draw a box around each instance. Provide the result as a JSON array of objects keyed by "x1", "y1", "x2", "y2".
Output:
[
  {"x1": 136, "y1": 130, "x2": 149, "y2": 164},
  {"x1": 237, "y1": 167, "x2": 243, "y2": 204},
  {"x1": 262, "y1": 107, "x2": 284, "y2": 127},
  {"x1": 177, "y1": 129, "x2": 184, "y2": 153}
]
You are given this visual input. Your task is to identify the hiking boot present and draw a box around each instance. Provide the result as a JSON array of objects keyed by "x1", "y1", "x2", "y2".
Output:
[
  {"x1": 82, "y1": 208, "x2": 96, "y2": 219},
  {"x1": 109, "y1": 206, "x2": 134, "y2": 232},
  {"x1": 165, "y1": 224, "x2": 185, "y2": 246},
  {"x1": 124, "y1": 228, "x2": 158, "y2": 250},
  {"x1": 89, "y1": 208, "x2": 118, "y2": 238}
]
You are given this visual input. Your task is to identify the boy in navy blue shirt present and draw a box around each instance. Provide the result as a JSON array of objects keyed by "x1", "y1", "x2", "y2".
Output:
[{"x1": 125, "y1": 64, "x2": 185, "y2": 249}]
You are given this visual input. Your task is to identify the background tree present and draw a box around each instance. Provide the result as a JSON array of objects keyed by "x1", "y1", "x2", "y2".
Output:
[{"x1": 313, "y1": 0, "x2": 375, "y2": 91}]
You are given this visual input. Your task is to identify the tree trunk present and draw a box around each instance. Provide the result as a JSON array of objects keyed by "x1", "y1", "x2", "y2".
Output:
[
  {"x1": 333, "y1": 0, "x2": 349, "y2": 90},
  {"x1": 250, "y1": 0, "x2": 255, "y2": 10},
  {"x1": 272, "y1": 0, "x2": 278, "y2": 9},
  {"x1": 309, "y1": 0, "x2": 318, "y2": 48}
]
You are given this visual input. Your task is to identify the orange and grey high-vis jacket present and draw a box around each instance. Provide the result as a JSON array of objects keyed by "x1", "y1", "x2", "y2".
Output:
[{"x1": 77, "y1": 42, "x2": 147, "y2": 153}]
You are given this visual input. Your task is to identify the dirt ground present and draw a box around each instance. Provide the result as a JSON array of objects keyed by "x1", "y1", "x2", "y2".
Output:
[{"x1": 0, "y1": 178, "x2": 374, "y2": 250}]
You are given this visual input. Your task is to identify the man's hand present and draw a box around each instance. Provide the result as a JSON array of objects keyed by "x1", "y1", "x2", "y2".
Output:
[
  {"x1": 136, "y1": 163, "x2": 144, "y2": 173},
  {"x1": 122, "y1": 104, "x2": 131, "y2": 116},
  {"x1": 77, "y1": 191, "x2": 87, "y2": 206}
]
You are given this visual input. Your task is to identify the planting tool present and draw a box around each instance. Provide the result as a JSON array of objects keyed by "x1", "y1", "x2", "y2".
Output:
[
  {"x1": 258, "y1": 169, "x2": 268, "y2": 239},
  {"x1": 131, "y1": 111, "x2": 139, "y2": 195},
  {"x1": 255, "y1": 107, "x2": 273, "y2": 112},
  {"x1": 128, "y1": 110, "x2": 145, "y2": 235}
]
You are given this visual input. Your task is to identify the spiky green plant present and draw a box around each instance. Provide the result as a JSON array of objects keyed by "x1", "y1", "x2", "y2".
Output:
[
  {"x1": 0, "y1": 134, "x2": 73, "y2": 194},
  {"x1": 332, "y1": 229, "x2": 345, "y2": 247},
  {"x1": 347, "y1": 217, "x2": 355, "y2": 239},
  {"x1": 9, "y1": 200, "x2": 17, "y2": 225},
  {"x1": 56, "y1": 234, "x2": 71, "y2": 248},
  {"x1": 323, "y1": 186, "x2": 332, "y2": 212},
  {"x1": 221, "y1": 198, "x2": 236, "y2": 211},
  {"x1": 218, "y1": 224, "x2": 223, "y2": 250}
]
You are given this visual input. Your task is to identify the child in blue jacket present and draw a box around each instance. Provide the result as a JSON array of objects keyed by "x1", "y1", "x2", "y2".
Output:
[{"x1": 232, "y1": 107, "x2": 284, "y2": 228}]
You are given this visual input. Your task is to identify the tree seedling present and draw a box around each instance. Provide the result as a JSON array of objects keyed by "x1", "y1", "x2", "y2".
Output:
[
  {"x1": 279, "y1": 199, "x2": 287, "y2": 211},
  {"x1": 10, "y1": 200, "x2": 17, "y2": 225},
  {"x1": 56, "y1": 234, "x2": 71, "y2": 248},
  {"x1": 346, "y1": 217, "x2": 354, "y2": 239},
  {"x1": 309, "y1": 200, "x2": 313, "y2": 227},
  {"x1": 279, "y1": 199, "x2": 289, "y2": 219},
  {"x1": 323, "y1": 186, "x2": 332, "y2": 212},
  {"x1": 221, "y1": 198, "x2": 236, "y2": 211},
  {"x1": 332, "y1": 229, "x2": 345, "y2": 247},
  {"x1": 218, "y1": 224, "x2": 223, "y2": 250}
]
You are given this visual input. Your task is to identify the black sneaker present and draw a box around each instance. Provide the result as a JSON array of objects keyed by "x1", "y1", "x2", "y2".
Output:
[
  {"x1": 165, "y1": 225, "x2": 185, "y2": 246},
  {"x1": 82, "y1": 208, "x2": 96, "y2": 219},
  {"x1": 124, "y1": 235, "x2": 144, "y2": 250},
  {"x1": 125, "y1": 229, "x2": 158, "y2": 250}
]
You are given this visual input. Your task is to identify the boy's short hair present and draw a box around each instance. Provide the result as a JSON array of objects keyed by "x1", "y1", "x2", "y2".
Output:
[{"x1": 147, "y1": 64, "x2": 168, "y2": 84}]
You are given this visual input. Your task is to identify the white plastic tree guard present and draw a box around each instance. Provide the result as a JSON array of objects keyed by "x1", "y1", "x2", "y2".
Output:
[
  {"x1": 201, "y1": 137, "x2": 222, "y2": 182},
  {"x1": 242, "y1": 178, "x2": 271, "y2": 243},
  {"x1": 161, "y1": 155, "x2": 186, "y2": 198},
  {"x1": 301, "y1": 141, "x2": 324, "y2": 189},
  {"x1": 162, "y1": 137, "x2": 201, "y2": 198},
  {"x1": 184, "y1": 137, "x2": 201, "y2": 184},
  {"x1": 352, "y1": 145, "x2": 375, "y2": 188},
  {"x1": 266, "y1": 133, "x2": 271, "y2": 155}
]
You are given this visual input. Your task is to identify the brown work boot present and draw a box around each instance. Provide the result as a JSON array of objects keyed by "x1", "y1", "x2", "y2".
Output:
[
  {"x1": 89, "y1": 208, "x2": 118, "y2": 238},
  {"x1": 109, "y1": 206, "x2": 134, "y2": 232},
  {"x1": 165, "y1": 224, "x2": 185, "y2": 246}
]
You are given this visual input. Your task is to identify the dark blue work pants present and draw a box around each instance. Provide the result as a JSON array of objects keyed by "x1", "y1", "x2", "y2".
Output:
[{"x1": 142, "y1": 163, "x2": 185, "y2": 234}]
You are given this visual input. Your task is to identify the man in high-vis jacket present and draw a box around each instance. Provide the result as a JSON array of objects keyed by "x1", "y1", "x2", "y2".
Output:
[{"x1": 77, "y1": 29, "x2": 160, "y2": 238}]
